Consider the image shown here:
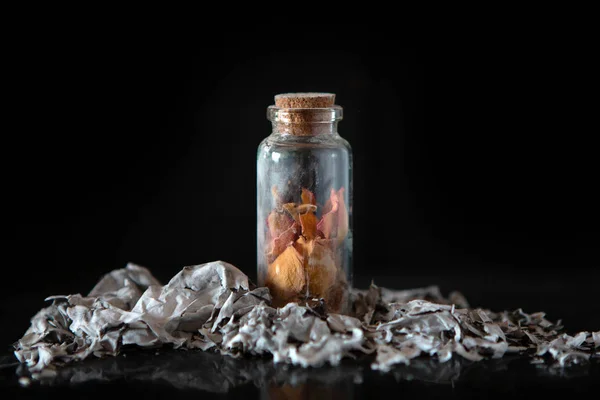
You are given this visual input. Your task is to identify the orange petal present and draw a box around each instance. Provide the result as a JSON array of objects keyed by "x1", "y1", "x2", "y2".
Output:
[
  {"x1": 301, "y1": 188, "x2": 316, "y2": 205},
  {"x1": 299, "y1": 210, "x2": 318, "y2": 240},
  {"x1": 266, "y1": 245, "x2": 305, "y2": 307}
]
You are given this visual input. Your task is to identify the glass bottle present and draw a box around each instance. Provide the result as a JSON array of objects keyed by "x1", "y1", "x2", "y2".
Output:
[{"x1": 256, "y1": 93, "x2": 352, "y2": 313}]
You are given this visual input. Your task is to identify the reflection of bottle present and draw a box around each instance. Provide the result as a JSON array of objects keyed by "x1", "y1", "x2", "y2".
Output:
[
  {"x1": 257, "y1": 93, "x2": 353, "y2": 314},
  {"x1": 262, "y1": 381, "x2": 355, "y2": 400}
]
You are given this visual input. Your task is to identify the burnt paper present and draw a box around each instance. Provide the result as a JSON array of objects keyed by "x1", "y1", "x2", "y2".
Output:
[{"x1": 13, "y1": 262, "x2": 599, "y2": 378}]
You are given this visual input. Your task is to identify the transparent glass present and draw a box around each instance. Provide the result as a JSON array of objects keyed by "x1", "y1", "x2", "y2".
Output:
[{"x1": 257, "y1": 106, "x2": 352, "y2": 313}]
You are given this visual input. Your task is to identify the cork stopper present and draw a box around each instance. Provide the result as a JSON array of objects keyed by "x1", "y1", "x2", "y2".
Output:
[
  {"x1": 275, "y1": 93, "x2": 335, "y2": 109},
  {"x1": 270, "y1": 92, "x2": 341, "y2": 136}
]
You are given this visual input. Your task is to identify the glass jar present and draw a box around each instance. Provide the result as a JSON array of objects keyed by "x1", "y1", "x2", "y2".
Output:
[{"x1": 256, "y1": 93, "x2": 352, "y2": 313}]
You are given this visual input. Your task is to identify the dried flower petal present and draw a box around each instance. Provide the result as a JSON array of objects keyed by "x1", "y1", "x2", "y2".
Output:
[
  {"x1": 296, "y1": 238, "x2": 337, "y2": 299},
  {"x1": 283, "y1": 203, "x2": 317, "y2": 222},
  {"x1": 282, "y1": 203, "x2": 298, "y2": 221},
  {"x1": 266, "y1": 246, "x2": 306, "y2": 307},
  {"x1": 317, "y1": 188, "x2": 348, "y2": 244},
  {"x1": 299, "y1": 212, "x2": 318, "y2": 240},
  {"x1": 267, "y1": 210, "x2": 299, "y2": 262},
  {"x1": 335, "y1": 188, "x2": 349, "y2": 243},
  {"x1": 267, "y1": 221, "x2": 299, "y2": 263},
  {"x1": 295, "y1": 204, "x2": 317, "y2": 215},
  {"x1": 317, "y1": 190, "x2": 338, "y2": 238},
  {"x1": 268, "y1": 211, "x2": 294, "y2": 240},
  {"x1": 297, "y1": 188, "x2": 319, "y2": 240},
  {"x1": 301, "y1": 188, "x2": 316, "y2": 205}
]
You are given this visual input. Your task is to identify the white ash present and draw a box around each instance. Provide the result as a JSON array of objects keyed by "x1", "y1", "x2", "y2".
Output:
[
  {"x1": 18, "y1": 376, "x2": 31, "y2": 387},
  {"x1": 13, "y1": 262, "x2": 599, "y2": 377}
]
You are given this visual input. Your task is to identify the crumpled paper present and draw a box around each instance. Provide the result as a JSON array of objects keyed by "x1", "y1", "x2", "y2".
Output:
[{"x1": 13, "y1": 261, "x2": 599, "y2": 378}]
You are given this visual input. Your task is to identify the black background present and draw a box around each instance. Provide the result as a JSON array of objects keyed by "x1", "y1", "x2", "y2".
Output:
[{"x1": 3, "y1": 39, "x2": 599, "y2": 354}]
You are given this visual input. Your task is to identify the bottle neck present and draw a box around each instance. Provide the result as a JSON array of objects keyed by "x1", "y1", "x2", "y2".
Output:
[
  {"x1": 267, "y1": 106, "x2": 343, "y2": 137},
  {"x1": 272, "y1": 121, "x2": 339, "y2": 136}
]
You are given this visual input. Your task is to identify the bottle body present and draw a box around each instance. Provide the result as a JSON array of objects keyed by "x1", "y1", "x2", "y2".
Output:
[{"x1": 257, "y1": 113, "x2": 352, "y2": 313}]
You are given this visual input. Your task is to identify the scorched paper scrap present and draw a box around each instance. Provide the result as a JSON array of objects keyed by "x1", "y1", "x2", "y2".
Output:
[{"x1": 13, "y1": 261, "x2": 599, "y2": 378}]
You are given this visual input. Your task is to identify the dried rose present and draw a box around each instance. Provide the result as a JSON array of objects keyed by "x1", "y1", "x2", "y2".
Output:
[
  {"x1": 266, "y1": 187, "x2": 348, "y2": 309},
  {"x1": 266, "y1": 245, "x2": 306, "y2": 307}
]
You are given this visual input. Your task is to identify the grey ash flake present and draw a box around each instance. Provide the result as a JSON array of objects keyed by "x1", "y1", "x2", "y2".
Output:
[{"x1": 13, "y1": 262, "x2": 599, "y2": 379}]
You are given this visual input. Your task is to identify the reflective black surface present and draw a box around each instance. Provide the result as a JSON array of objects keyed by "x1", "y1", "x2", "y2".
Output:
[
  {"x1": 2, "y1": 346, "x2": 599, "y2": 399},
  {"x1": 3, "y1": 269, "x2": 599, "y2": 399}
]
